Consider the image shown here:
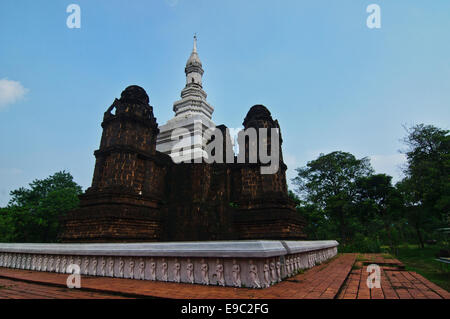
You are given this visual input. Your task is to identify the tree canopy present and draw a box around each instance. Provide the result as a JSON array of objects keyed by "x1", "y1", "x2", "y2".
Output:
[
  {"x1": 293, "y1": 151, "x2": 373, "y2": 244},
  {"x1": 292, "y1": 124, "x2": 449, "y2": 251},
  {"x1": 397, "y1": 124, "x2": 449, "y2": 247},
  {"x1": 0, "y1": 171, "x2": 82, "y2": 243}
]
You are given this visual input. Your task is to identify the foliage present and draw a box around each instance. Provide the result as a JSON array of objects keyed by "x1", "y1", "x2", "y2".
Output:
[
  {"x1": 354, "y1": 174, "x2": 403, "y2": 247},
  {"x1": 0, "y1": 171, "x2": 82, "y2": 243},
  {"x1": 339, "y1": 233, "x2": 382, "y2": 253},
  {"x1": 394, "y1": 244, "x2": 450, "y2": 292},
  {"x1": 397, "y1": 124, "x2": 450, "y2": 247},
  {"x1": 292, "y1": 151, "x2": 373, "y2": 243},
  {"x1": 291, "y1": 124, "x2": 449, "y2": 252},
  {"x1": 293, "y1": 151, "x2": 373, "y2": 208}
]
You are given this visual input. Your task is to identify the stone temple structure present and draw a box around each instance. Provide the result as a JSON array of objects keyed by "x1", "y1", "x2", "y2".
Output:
[
  {"x1": 0, "y1": 39, "x2": 339, "y2": 289},
  {"x1": 156, "y1": 36, "x2": 216, "y2": 162},
  {"x1": 58, "y1": 83, "x2": 306, "y2": 242}
]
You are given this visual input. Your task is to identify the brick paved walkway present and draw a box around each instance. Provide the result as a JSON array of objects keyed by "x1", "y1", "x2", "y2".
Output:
[
  {"x1": 0, "y1": 254, "x2": 447, "y2": 299},
  {"x1": 337, "y1": 255, "x2": 449, "y2": 299},
  {"x1": 0, "y1": 277, "x2": 130, "y2": 299}
]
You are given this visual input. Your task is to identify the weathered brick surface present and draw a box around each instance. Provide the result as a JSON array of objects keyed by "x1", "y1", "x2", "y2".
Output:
[
  {"x1": 59, "y1": 87, "x2": 306, "y2": 242},
  {"x1": 0, "y1": 277, "x2": 130, "y2": 299},
  {"x1": 1, "y1": 254, "x2": 447, "y2": 299},
  {"x1": 337, "y1": 254, "x2": 448, "y2": 299}
]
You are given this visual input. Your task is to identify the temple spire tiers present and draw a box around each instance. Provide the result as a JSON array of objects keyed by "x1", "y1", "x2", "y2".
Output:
[{"x1": 156, "y1": 36, "x2": 216, "y2": 162}]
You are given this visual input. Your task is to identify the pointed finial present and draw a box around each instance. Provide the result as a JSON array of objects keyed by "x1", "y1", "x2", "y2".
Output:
[{"x1": 193, "y1": 33, "x2": 197, "y2": 53}]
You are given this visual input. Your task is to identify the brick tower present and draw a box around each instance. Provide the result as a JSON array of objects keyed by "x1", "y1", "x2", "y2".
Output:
[
  {"x1": 232, "y1": 105, "x2": 306, "y2": 239},
  {"x1": 59, "y1": 86, "x2": 171, "y2": 242}
]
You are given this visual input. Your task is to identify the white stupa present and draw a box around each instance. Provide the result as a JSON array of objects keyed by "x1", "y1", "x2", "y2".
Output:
[{"x1": 156, "y1": 35, "x2": 216, "y2": 162}]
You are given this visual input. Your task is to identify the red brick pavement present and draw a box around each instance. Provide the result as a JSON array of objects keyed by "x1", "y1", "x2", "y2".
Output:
[
  {"x1": 0, "y1": 253, "x2": 447, "y2": 299},
  {"x1": 0, "y1": 277, "x2": 131, "y2": 299},
  {"x1": 337, "y1": 255, "x2": 449, "y2": 299}
]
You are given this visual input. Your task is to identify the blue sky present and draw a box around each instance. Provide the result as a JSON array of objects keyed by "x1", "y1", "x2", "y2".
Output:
[{"x1": 0, "y1": 0, "x2": 449, "y2": 206}]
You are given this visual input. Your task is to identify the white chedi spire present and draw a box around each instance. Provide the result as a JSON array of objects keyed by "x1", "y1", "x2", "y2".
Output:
[
  {"x1": 156, "y1": 35, "x2": 216, "y2": 162},
  {"x1": 184, "y1": 34, "x2": 204, "y2": 88},
  {"x1": 186, "y1": 34, "x2": 200, "y2": 64},
  {"x1": 174, "y1": 34, "x2": 213, "y2": 119}
]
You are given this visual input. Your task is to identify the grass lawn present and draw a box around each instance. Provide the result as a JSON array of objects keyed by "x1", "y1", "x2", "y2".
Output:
[{"x1": 389, "y1": 244, "x2": 449, "y2": 292}]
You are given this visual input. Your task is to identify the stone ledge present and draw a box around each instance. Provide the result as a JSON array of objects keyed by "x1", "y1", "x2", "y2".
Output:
[
  {"x1": 0, "y1": 240, "x2": 337, "y2": 257},
  {"x1": 0, "y1": 241, "x2": 286, "y2": 257},
  {"x1": 283, "y1": 240, "x2": 339, "y2": 254},
  {"x1": 0, "y1": 240, "x2": 338, "y2": 288}
]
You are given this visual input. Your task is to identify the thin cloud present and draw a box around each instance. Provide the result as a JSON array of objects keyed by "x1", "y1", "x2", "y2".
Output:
[
  {"x1": 0, "y1": 78, "x2": 28, "y2": 109},
  {"x1": 284, "y1": 153, "x2": 299, "y2": 169},
  {"x1": 164, "y1": 0, "x2": 179, "y2": 7},
  {"x1": 0, "y1": 168, "x2": 23, "y2": 175},
  {"x1": 370, "y1": 153, "x2": 406, "y2": 182}
]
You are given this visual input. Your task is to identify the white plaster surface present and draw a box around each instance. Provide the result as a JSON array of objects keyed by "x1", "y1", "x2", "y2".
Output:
[{"x1": 0, "y1": 240, "x2": 338, "y2": 288}]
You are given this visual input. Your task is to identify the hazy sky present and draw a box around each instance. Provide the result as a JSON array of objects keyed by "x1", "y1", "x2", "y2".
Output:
[{"x1": 1, "y1": 0, "x2": 449, "y2": 206}]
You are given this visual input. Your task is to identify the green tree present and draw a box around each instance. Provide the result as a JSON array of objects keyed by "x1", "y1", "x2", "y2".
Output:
[
  {"x1": 292, "y1": 151, "x2": 373, "y2": 243},
  {"x1": 0, "y1": 208, "x2": 15, "y2": 242},
  {"x1": 0, "y1": 171, "x2": 82, "y2": 243},
  {"x1": 354, "y1": 174, "x2": 403, "y2": 248},
  {"x1": 288, "y1": 190, "x2": 332, "y2": 240},
  {"x1": 398, "y1": 124, "x2": 450, "y2": 248}
]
